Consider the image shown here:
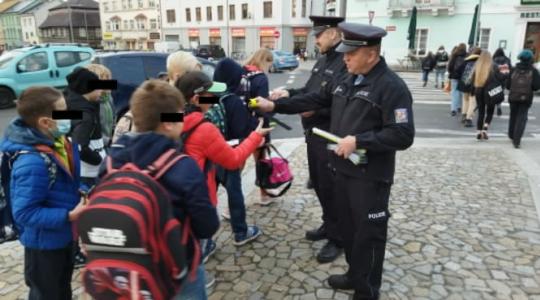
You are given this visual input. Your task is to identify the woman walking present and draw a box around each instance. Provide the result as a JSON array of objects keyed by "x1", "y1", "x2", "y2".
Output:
[
  {"x1": 421, "y1": 51, "x2": 437, "y2": 87},
  {"x1": 447, "y1": 43, "x2": 467, "y2": 116}
]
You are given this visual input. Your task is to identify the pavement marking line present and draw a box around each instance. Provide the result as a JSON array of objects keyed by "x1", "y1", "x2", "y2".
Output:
[
  {"x1": 286, "y1": 80, "x2": 294, "y2": 85},
  {"x1": 416, "y1": 128, "x2": 508, "y2": 137},
  {"x1": 414, "y1": 100, "x2": 512, "y2": 107},
  {"x1": 289, "y1": 75, "x2": 296, "y2": 79}
]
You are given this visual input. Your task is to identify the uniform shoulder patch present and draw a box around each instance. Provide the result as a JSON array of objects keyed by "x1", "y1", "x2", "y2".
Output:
[{"x1": 394, "y1": 108, "x2": 408, "y2": 124}]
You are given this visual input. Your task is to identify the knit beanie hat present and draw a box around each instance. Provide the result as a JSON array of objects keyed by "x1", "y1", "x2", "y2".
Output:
[
  {"x1": 66, "y1": 67, "x2": 99, "y2": 95},
  {"x1": 518, "y1": 49, "x2": 534, "y2": 63}
]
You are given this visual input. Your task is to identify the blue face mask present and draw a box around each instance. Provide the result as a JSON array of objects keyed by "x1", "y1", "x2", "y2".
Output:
[{"x1": 50, "y1": 119, "x2": 71, "y2": 138}]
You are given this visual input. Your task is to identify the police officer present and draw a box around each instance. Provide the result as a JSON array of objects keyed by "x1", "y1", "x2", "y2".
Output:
[
  {"x1": 257, "y1": 23, "x2": 415, "y2": 300},
  {"x1": 271, "y1": 16, "x2": 347, "y2": 263}
]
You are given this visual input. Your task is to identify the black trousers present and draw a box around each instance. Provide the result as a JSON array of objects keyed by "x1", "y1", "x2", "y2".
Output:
[
  {"x1": 24, "y1": 244, "x2": 74, "y2": 300},
  {"x1": 509, "y1": 102, "x2": 531, "y2": 145},
  {"x1": 475, "y1": 89, "x2": 496, "y2": 130},
  {"x1": 334, "y1": 172, "x2": 391, "y2": 299},
  {"x1": 306, "y1": 133, "x2": 342, "y2": 244}
]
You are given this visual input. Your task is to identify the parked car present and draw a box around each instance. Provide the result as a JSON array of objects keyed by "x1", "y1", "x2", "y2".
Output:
[
  {"x1": 196, "y1": 45, "x2": 226, "y2": 60},
  {"x1": 93, "y1": 51, "x2": 216, "y2": 118},
  {"x1": 0, "y1": 43, "x2": 95, "y2": 108},
  {"x1": 270, "y1": 50, "x2": 299, "y2": 73}
]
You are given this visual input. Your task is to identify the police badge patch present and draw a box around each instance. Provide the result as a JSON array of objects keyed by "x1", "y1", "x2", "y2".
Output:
[{"x1": 394, "y1": 108, "x2": 408, "y2": 123}]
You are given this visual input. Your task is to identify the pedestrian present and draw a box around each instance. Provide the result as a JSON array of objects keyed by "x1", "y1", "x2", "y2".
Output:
[
  {"x1": 0, "y1": 87, "x2": 86, "y2": 300},
  {"x1": 103, "y1": 80, "x2": 220, "y2": 300},
  {"x1": 472, "y1": 50, "x2": 503, "y2": 140},
  {"x1": 507, "y1": 49, "x2": 540, "y2": 148},
  {"x1": 447, "y1": 43, "x2": 467, "y2": 117},
  {"x1": 456, "y1": 47, "x2": 482, "y2": 127},
  {"x1": 240, "y1": 48, "x2": 275, "y2": 205},
  {"x1": 212, "y1": 58, "x2": 264, "y2": 245},
  {"x1": 421, "y1": 51, "x2": 436, "y2": 87},
  {"x1": 256, "y1": 22, "x2": 415, "y2": 300},
  {"x1": 270, "y1": 15, "x2": 347, "y2": 264},
  {"x1": 492, "y1": 48, "x2": 512, "y2": 116},
  {"x1": 85, "y1": 64, "x2": 115, "y2": 149},
  {"x1": 434, "y1": 45, "x2": 449, "y2": 89}
]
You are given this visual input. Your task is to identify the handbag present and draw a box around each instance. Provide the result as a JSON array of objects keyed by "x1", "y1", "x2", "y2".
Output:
[
  {"x1": 484, "y1": 74, "x2": 505, "y2": 105},
  {"x1": 255, "y1": 144, "x2": 293, "y2": 198}
]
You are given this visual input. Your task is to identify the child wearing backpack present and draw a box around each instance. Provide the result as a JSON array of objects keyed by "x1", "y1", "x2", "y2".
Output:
[
  {"x1": 456, "y1": 47, "x2": 482, "y2": 127},
  {"x1": 0, "y1": 86, "x2": 86, "y2": 300},
  {"x1": 82, "y1": 80, "x2": 220, "y2": 300},
  {"x1": 174, "y1": 71, "x2": 272, "y2": 261},
  {"x1": 507, "y1": 49, "x2": 540, "y2": 148}
]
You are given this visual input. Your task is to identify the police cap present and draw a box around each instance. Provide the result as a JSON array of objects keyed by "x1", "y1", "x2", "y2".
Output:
[
  {"x1": 309, "y1": 15, "x2": 345, "y2": 36},
  {"x1": 336, "y1": 22, "x2": 387, "y2": 53}
]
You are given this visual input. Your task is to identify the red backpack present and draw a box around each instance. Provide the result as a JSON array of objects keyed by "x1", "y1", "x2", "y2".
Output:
[{"x1": 77, "y1": 149, "x2": 200, "y2": 300}]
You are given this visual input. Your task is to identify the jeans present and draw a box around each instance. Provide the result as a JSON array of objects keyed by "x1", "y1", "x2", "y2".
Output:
[
  {"x1": 421, "y1": 70, "x2": 430, "y2": 82},
  {"x1": 215, "y1": 166, "x2": 248, "y2": 235},
  {"x1": 509, "y1": 102, "x2": 531, "y2": 145},
  {"x1": 174, "y1": 264, "x2": 207, "y2": 300},
  {"x1": 450, "y1": 79, "x2": 462, "y2": 112},
  {"x1": 435, "y1": 68, "x2": 445, "y2": 87}
]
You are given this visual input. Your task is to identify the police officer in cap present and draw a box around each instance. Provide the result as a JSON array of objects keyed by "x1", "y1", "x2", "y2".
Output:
[
  {"x1": 257, "y1": 23, "x2": 415, "y2": 299},
  {"x1": 271, "y1": 15, "x2": 347, "y2": 264}
]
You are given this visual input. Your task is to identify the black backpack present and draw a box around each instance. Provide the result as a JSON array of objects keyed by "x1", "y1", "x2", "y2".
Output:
[
  {"x1": 77, "y1": 149, "x2": 196, "y2": 300},
  {"x1": 509, "y1": 69, "x2": 533, "y2": 103},
  {"x1": 459, "y1": 61, "x2": 476, "y2": 92}
]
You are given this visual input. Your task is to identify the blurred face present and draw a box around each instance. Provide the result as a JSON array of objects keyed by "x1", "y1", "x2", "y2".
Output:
[
  {"x1": 316, "y1": 28, "x2": 339, "y2": 53},
  {"x1": 85, "y1": 89, "x2": 103, "y2": 102},
  {"x1": 159, "y1": 109, "x2": 184, "y2": 141},
  {"x1": 343, "y1": 46, "x2": 380, "y2": 75},
  {"x1": 190, "y1": 91, "x2": 214, "y2": 113}
]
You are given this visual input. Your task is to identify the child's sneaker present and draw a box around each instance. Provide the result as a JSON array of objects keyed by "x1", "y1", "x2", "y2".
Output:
[
  {"x1": 257, "y1": 195, "x2": 274, "y2": 206},
  {"x1": 74, "y1": 252, "x2": 87, "y2": 269},
  {"x1": 221, "y1": 209, "x2": 230, "y2": 220},
  {"x1": 233, "y1": 226, "x2": 262, "y2": 246},
  {"x1": 205, "y1": 271, "x2": 216, "y2": 290},
  {"x1": 202, "y1": 239, "x2": 217, "y2": 264}
]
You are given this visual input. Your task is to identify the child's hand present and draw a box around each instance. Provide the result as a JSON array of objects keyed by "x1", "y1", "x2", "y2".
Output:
[
  {"x1": 69, "y1": 199, "x2": 87, "y2": 221},
  {"x1": 255, "y1": 118, "x2": 273, "y2": 136}
]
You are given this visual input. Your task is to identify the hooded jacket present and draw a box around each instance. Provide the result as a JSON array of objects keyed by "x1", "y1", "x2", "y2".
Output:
[
  {"x1": 182, "y1": 111, "x2": 263, "y2": 206},
  {"x1": 506, "y1": 61, "x2": 540, "y2": 105},
  {"x1": 448, "y1": 49, "x2": 467, "y2": 79},
  {"x1": 456, "y1": 54, "x2": 480, "y2": 93},
  {"x1": 0, "y1": 118, "x2": 81, "y2": 250}
]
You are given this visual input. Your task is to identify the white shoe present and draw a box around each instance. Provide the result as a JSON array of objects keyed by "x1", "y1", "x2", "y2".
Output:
[
  {"x1": 221, "y1": 209, "x2": 230, "y2": 220},
  {"x1": 257, "y1": 195, "x2": 274, "y2": 206}
]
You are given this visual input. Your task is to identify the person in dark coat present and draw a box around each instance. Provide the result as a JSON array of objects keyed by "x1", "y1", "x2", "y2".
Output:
[
  {"x1": 507, "y1": 49, "x2": 540, "y2": 148},
  {"x1": 447, "y1": 43, "x2": 467, "y2": 116},
  {"x1": 492, "y1": 48, "x2": 512, "y2": 116},
  {"x1": 434, "y1": 46, "x2": 449, "y2": 88},
  {"x1": 421, "y1": 51, "x2": 437, "y2": 87}
]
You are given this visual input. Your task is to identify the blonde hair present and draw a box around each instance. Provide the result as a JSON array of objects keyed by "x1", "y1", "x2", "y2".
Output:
[
  {"x1": 85, "y1": 63, "x2": 112, "y2": 80},
  {"x1": 473, "y1": 50, "x2": 492, "y2": 88},
  {"x1": 244, "y1": 48, "x2": 273, "y2": 71},
  {"x1": 167, "y1": 51, "x2": 201, "y2": 80}
]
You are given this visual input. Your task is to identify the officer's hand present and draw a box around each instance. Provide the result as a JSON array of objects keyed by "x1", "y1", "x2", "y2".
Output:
[
  {"x1": 270, "y1": 89, "x2": 289, "y2": 101},
  {"x1": 255, "y1": 118, "x2": 274, "y2": 136},
  {"x1": 255, "y1": 97, "x2": 275, "y2": 112},
  {"x1": 301, "y1": 111, "x2": 315, "y2": 118},
  {"x1": 335, "y1": 135, "x2": 357, "y2": 159}
]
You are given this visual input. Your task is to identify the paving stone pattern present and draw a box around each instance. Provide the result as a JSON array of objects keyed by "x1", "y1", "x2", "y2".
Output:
[{"x1": 1, "y1": 144, "x2": 540, "y2": 300}]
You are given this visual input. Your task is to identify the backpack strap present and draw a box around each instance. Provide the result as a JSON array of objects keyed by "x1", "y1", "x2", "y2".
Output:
[{"x1": 149, "y1": 149, "x2": 188, "y2": 180}]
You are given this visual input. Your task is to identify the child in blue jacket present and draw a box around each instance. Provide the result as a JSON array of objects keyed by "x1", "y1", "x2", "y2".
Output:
[{"x1": 0, "y1": 86, "x2": 86, "y2": 299}]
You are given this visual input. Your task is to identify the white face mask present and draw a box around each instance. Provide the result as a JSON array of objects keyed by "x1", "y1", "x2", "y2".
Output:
[{"x1": 49, "y1": 119, "x2": 71, "y2": 138}]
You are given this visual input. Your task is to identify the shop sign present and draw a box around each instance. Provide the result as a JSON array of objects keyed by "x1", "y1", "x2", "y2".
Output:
[
  {"x1": 386, "y1": 25, "x2": 396, "y2": 32},
  {"x1": 209, "y1": 28, "x2": 221, "y2": 37},
  {"x1": 149, "y1": 32, "x2": 160, "y2": 40},
  {"x1": 520, "y1": 11, "x2": 540, "y2": 18},
  {"x1": 103, "y1": 32, "x2": 113, "y2": 40},
  {"x1": 231, "y1": 28, "x2": 245, "y2": 37},
  {"x1": 293, "y1": 27, "x2": 309, "y2": 36},
  {"x1": 188, "y1": 29, "x2": 199, "y2": 37},
  {"x1": 260, "y1": 27, "x2": 276, "y2": 37},
  {"x1": 522, "y1": 0, "x2": 540, "y2": 5}
]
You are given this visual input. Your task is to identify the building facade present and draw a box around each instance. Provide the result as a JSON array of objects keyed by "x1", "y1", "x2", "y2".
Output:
[
  {"x1": 346, "y1": 0, "x2": 540, "y2": 66},
  {"x1": 20, "y1": 0, "x2": 62, "y2": 45},
  {"x1": 99, "y1": 0, "x2": 161, "y2": 50},
  {"x1": 39, "y1": 0, "x2": 102, "y2": 48},
  {"x1": 160, "y1": 0, "x2": 325, "y2": 58},
  {"x1": 1, "y1": 0, "x2": 44, "y2": 50},
  {"x1": 0, "y1": 0, "x2": 20, "y2": 50}
]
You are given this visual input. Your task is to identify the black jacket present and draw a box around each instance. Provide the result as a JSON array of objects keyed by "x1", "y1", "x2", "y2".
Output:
[
  {"x1": 275, "y1": 58, "x2": 415, "y2": 183},
  {"x1": 421, "y1": 56, "x2": 436, "y2": 71},
  {"x1": 288, "y1": 43, "x2": 348, "y2": 132},
  {"x1": 456, "y1": 55, "x2": 480, "y2": 93},
  {"x1": 448, "y1": 50, "x2": 467, "y2": 79},
  {"x1": 507, "y1": 62, "x2": 540, "y2": 105},
  {"x1": 435, "y1": 50, "x2": 449, "y2": 69}
]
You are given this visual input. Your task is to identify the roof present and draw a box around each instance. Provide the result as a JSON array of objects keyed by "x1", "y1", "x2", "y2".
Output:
[
  {"x1": 0, "y1": 0, "x2": 19, "y2": 13},
  {"x1": 50, "y1": 0, "x2": 98, "y2": 10},
  {"x1": 5, "y1": 0, "x2": 41, "y2": 14},
  {"x1": 39, "y1": 10, "x2": 100, "y2": 28}
]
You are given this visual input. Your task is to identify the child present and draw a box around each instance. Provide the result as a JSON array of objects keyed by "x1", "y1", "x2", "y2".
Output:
[
  {"x1": 85, "y1": 64, "x2": 115, "y2": 149},
  {"x1": 106, "y1": 80, "x2": 219, "y2": 299},
  {"x1": 0, "y1": 86, "x2": 86, "y2": 299}
]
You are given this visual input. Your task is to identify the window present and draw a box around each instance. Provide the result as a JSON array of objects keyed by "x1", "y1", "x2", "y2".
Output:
[
  {"x1": 166, "y1": 9, "x2": 176, "y2": 23},
  {"x1": 136, "y1": 18, "x2": 146, "y2": 30},
  {"x1": 78, "y1": 52, "x2": 91, "y2": 61},
  {"x1": 18, "y1": 52, "x2": 48, "y2": 72},
  {"x1": 55, "y1": 51, "x2": 79, "y2": 68},
  {"x1": 25, "y1": 32, "x2": 29, "y2": 39},
  {"x1": 301, "y1": 0, "x2": 306, "y2": 17},
  {"x1": 291, "y1": 0, "x2": 296, "y2": 17},
  {"x1": 122, "y1": 0, "x2": 126, "y2": 9},
  {"x1": 414, "y1": 28, "x2": 428, "y2": 56},
  {"x1": 150, "y1": 18, "x2": 157, "y2": 29},
  {"x1": 112, "y1": 19, "x2": 120, "y2": 30},
  {"x1": 106, "y1": 21, "x2": 111, "y2": 31},
  {"x1": 138, "y1": 0, "x2": 143, "y2": 8},
  {"x1": 207, "y1": 6, "x2": 212, "y2": 21},
  {"x1": 229, "y1": 4, "x2": 235, "y2": 20},
  {"x1": 112, "y1": 0, "x2": 117, "y2": 10},
  {"x1": 196, "y1": 7, "x2": 201, "y2": 21},
  {"x1": 186, "y1": 8, "x2": 191, "y2": 22},
  {"x1": 79, "y1": 28, "x2": 87, "y2": 37},
  {"x1": 218, "y1": 5, "x2": 223, "y2": 20},
  {"x1": 31, "y1": 32, "x2": 34, "y2": 37},
  {"x1": 128, "y1": 0, "x2": 132, "y2": 9},
  {"x1": 263, "y1": 1, "x2": 272, "y2": 18},
  {"x1": 104, "y1": 2, "x2": 109, "y2": 11},
  {"x1": 123, "y1": 20, "x2": 128, "y2": 29},
  {"x1": 242, "y1": 3, "x2": 248, "y2": 19},
  {"x1": 130, "y1": 20, "x2": 135, "y2": 29},
  {"x1": 148, "y1": 0, "x2": 155, "y2": 7},
  {"x1": 479, "y1": 28, "x2": 491, "y2": 50}
]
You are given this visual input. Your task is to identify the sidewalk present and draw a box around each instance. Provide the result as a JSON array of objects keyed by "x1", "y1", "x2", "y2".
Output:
[{"x1": 1, "y1": 137, "x2": 540, "y2": 299}]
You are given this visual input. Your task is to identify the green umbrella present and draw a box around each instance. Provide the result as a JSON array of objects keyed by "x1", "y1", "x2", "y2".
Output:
[
  {"x1": 407, "y1": 6, "x2": 417, "y2": 50},
  {"x1": 468, "y1": 4, "x2": 479, "y2": 47}
]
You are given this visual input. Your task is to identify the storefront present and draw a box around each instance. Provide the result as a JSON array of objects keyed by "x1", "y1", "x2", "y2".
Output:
[
  {"x1": 293, "y1": 27, "x2": 309, "y2": 53},
  {"x1": 231, "y1": 28, "x2": 246, "y2": 58},
  {"x1": 259, "y1": 27, "x2": 276, "y2": 50},
  {"x1": 188, "y1": 28, "x2": 200, "y2": 48},
  {"x1": 209, "y1": 28, "x2": 221, "y2": 46}
]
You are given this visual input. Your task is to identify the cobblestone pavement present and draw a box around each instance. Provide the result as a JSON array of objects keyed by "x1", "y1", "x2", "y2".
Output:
[{"x1": 1, "y1": 140, "x2": 540, "y2": 299}]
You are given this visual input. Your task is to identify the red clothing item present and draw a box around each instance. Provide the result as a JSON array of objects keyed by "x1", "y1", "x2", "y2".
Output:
[{"x1": 182, "y1": 112, "x2": 263, "y2": 206}]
